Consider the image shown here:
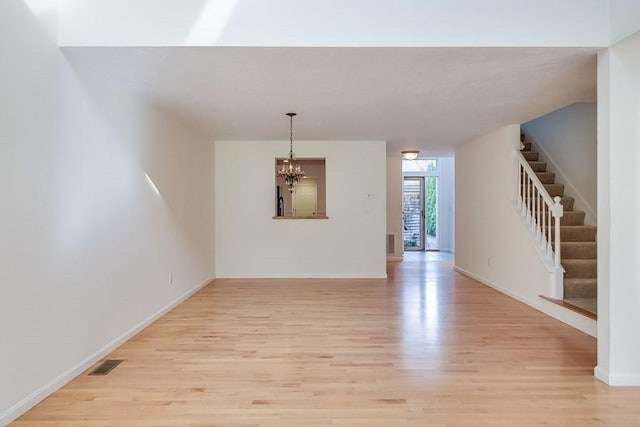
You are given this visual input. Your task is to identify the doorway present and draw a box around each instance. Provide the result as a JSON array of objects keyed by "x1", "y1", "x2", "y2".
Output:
[
  {"x1": 402, "y1": 162, "x2": 440, "y2": 251},
  {"x1": 293, "y1": 177, "x2": 318, "y2": 216},
  {"x1": 402, "y1": 177, "x2": 425, "y2": 251}
]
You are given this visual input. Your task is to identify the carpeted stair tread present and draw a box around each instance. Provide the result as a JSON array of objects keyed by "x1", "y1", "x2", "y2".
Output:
[
  {"x1": 562, "y1": 259, "x2": 597, "y2": 278},
  {"x1": 528, "y1": 161, "x2": 547, "y2": 172},
  {"x1": 557, "y1": 211, "x2": 586, "y2": 226},
  {"x1": 564, "y1": 278, "x2": 597, "y2": 298},
  {"x1": 536, "y1": 172, "x2": 556, "y2": 184},
  {"x1": 558, "y1": 196, "x2": 575, "y2": 211},
  {"x1": 522, "y1": 141, "x2": 532, "y2": 151},
  {"x1": 521, "y1": 183, "x2": 564, "y2": 195},
  {"x1": 522, "y1": 151, "x2": 539, "y2": 161},
  {"x1": 551, "y1": 225, "x2": 596, "y2": 242},
  {"x1": 528, "y1": 196, "x2": 575, "y2": 211},
  {"x1": 561, "y1": 241, "x2": 597, "y2": 259},
  {"x1": 543, "y1": 183, "x2": 564, "y2": 196},
  {"x1": 520, "y1": 183, "x2": 564, "y2": 196}
]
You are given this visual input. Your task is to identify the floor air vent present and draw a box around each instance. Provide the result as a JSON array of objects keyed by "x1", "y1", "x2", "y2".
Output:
[{"x1": 89, "y1": 359, "x2": 123, "y2": 376}]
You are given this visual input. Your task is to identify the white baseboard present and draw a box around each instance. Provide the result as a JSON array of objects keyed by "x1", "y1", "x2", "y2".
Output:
[
  {"x1": 0, "y1": 275, "x2": 216, "y2": 427},
  {"x1": 453, "y1": 266, "x2": 596, "y2": 337},
  {"x1": 216, "y1": 273, "x2": 388, "y2": 279},
  {"x1": 386, "y1": 255, "x2": 403, "y2": 262},
  {"x1": 595, "y1": 366, "x2": 640, "y2": 386},
  {"x1": 595, "y1": 366, "x2": 609, "y2": 384}
]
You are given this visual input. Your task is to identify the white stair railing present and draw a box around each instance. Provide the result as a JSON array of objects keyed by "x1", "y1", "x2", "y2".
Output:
[{"x1": 515, "y1": 148, "x2": 565, "y2": 299}]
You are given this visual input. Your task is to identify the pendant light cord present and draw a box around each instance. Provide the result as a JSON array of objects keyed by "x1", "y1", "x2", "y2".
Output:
[{"x1": 289, "y1": 114, "x2": 294, "y2": 159}]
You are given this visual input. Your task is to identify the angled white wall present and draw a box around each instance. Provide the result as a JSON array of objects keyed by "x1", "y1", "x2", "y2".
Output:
[
  {"x1": 455, "y1": 125, "x2": 596, "y2": 336},
  {"x1": 59, "y1": 0, "x2": 609, "y2": 47},
  {"x1": 610, "y1": 0, "x2": 640, "y2": 44},
  {"x1": 0, "y1": 2, "x2": 215, "y2": 423},
  {"x1": 596, "y1": 31, "x2": 640, "y2": 386},
  {"x1": 439, "y1": 157, "x2": 456, "y2": 252},
  {"x1": 522, "y1": 103, "x2": 597, "y2": 225},
  {"x1": 386, "y1": 155, "x2": 404, "y2": 260},
  {"x1": 215, "y1": 140, "x2": 386, "y2": 278}
]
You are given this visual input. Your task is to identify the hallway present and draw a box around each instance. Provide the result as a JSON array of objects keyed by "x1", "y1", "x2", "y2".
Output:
[{"x1": 13, "y1": 254, "x2": 640, "y2": 426}]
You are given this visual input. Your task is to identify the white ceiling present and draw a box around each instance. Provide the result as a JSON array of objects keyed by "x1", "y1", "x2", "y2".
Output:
[{"x1": 64, "y1": 47, "x2": 597, "y2": 155}]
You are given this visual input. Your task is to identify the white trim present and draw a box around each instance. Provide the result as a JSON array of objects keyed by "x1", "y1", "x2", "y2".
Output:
[
  {"x1": 594, "y1": 366, "x2": 640, "y2": 386},
  {"x1": 0, "y1": 275, "x2": 216, "y2": 427},
  {"x1": 215, "y1": 273, "x2": 388, "y2": 279},
  {"x1": 454, "y1": 266, "x2": 596, "y2": 337},
  {"x1": 403, "y1": 169, "x2": 441, "y2": 251},
  {"x1": 595, "y1": 366, "x2": 609, "y2": 384},
  {"x1": 386, "y1": 255, "x2": 403, "y2": 262}
]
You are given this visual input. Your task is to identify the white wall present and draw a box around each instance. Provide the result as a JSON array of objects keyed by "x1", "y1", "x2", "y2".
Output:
[
  {"x1": 609, "y1": 0, "x2": 640, "y2": 44},
  {"x1": 455, "y1": 125, "x2": 596, "y2": 335},
  {"x1": 215, "y1": 140, "x2": 386, "y2": 278},
  {"x1": 522, "y1": 103, "x2": 597, "y2": 225},
  {"x1": 59, "y1": 0, "x2": 609, "y2": 47},
  {"x1": 0, "y1": 2, "x2": 215, "y2": 423},
  {"x1": 596, "y1": 31, "x2": 640, "y2": 386},
  {"x1": 438, "y1": 157, "x2": 455, "y2": 252},
  {"x1": 386, "y1": 155, "x2": 404, "y2": 261}
]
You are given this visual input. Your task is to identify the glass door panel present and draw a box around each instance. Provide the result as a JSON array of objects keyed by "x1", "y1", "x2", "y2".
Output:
[
  {"x1": 403, "y1": 177, "x2": 425, "y2": 251},
  {"x1": 425, "y1": 176, "x2": 439, "y2": 250}
]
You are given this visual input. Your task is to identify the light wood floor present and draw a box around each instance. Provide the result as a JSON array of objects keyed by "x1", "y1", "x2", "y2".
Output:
[{"x1": 13, "y1": 253, "x2": 640, "y2": 426}]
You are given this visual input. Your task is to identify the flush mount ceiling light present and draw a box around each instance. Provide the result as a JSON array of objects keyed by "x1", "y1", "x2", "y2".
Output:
[
  {"x1": 277, "y1": 112, "x2": 305, "y2": 193},
  {"x1": 401, "y1": 150, "x2": 420, "y2": 160}
]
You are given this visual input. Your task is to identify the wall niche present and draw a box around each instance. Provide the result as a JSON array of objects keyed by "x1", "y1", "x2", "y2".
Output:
[{"x1": 274, "y1": 158, "x2": 327, "y2": 219}]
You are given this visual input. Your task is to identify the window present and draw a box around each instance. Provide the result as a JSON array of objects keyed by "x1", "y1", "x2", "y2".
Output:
[{"x1": 402, "y1": 159, "x2": 438, "y2": 173}]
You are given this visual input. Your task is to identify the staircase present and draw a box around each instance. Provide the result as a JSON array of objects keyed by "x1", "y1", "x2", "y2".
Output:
[{"x1": 520, "y1": 138, "x2": 597, "y2": 317}]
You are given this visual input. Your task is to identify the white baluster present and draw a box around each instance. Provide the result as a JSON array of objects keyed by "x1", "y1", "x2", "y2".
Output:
[
  {"x1": 547, "y1": 206, "x2": 552, "y2": 256},
  {"x1": 553, "y1": 196, "x2": 563, "y2": 269},
  {"x1": 524, "y1": 174, "x2": 529, "y2": 221},
  {"x1": 528, "y1": 177, "x2": 533, "y2": 223},
  {"x1": 531, "y1": 186, "x2": 537, "y2": 233},
  {"x1": 520, "y1": 163, "x2": 524, "y2": 211},
  {"x1": 537, "y1": 190, "x2": 541, "y2": 235},
  {"x1": 536, "y1": 191, "x2": 541, "y2": 239},
  {"x1": 540, "y1": 201, "x2": 547, "y2": 246},
  {"x1": 517, "y1": 163, "x2": 522, "y2": 209}
]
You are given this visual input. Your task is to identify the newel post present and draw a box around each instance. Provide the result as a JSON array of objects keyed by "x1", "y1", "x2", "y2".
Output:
[
  {"x1": 552, "y1": 196, "x2": 564, "y2": 269},
  {"x1": 552, "y1": 196, "x2": 565, "y2": 299}
]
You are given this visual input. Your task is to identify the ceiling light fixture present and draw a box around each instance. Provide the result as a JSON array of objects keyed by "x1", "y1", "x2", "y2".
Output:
[
  {"x1": 401, "y1": 150, "x2": 420, "y2": 160},
  {"x1": 278, "y1": 112, "x2": 305, "y2": 193}
]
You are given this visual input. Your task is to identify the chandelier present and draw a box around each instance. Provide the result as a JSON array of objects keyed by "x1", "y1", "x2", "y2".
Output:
[{"x1": 278, "y1": 112, "x2": 305, "y2": 193}]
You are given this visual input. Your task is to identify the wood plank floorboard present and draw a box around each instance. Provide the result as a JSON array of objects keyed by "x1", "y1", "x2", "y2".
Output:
[{"x1": 12, "y1": 253, "x2": 640, "y2": 426}]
